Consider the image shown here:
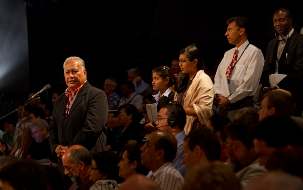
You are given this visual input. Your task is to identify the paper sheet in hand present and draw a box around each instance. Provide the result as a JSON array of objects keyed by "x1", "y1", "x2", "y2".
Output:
[
  {"x1": 146, "y1": 103, "x2": 157, "y2": 123},
  {"x1": 269, "y1": 74, "x2": 287, "y2": 87}
]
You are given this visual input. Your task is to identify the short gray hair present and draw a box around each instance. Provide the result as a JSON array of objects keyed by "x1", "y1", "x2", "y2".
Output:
[
  {"x1": 63, "y1": 56, "x2": 86, "y2": 70},
  {"x1": 67, "y1": 145, "x2": 91, "y2": 166}
]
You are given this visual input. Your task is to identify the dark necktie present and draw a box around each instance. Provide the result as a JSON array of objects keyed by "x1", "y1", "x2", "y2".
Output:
[{"x1": 226, "y1": 49, "x2": 239, "y2": 80}]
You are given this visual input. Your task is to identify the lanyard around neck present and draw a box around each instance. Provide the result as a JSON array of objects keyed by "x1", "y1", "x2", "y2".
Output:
[{"x1": 233, "y1": 43, "x2": 250, "y2": 65}]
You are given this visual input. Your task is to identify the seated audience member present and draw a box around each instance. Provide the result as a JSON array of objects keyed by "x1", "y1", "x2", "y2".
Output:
[
  {"x1": 127, "y1": 67, "x2": 152, "y2": 97},
  {"x1": 245, "y1": 171, "x2": 303, "y2": 190},
  {"x1": 28, "y1": 118, "x2": 53, "y2": 161},
  {"x1": 0, "y1": 157, "x2": 66, "y2": 190},
  {"x1": 183, "y1": 161, "x2": 241, "y2": 190},
  {"x1": 225, "y1": 108, "x2": 266, "y2": 187},
  {"x1": 254, "y1": 116, "x2": 302, "y2": 167},
  {"x1": 258, "y1": 89, "x2": 295, "y2": 120},
  {"x1": 104, "y1": 77, "x2": 120, "y2": 111},
  {"x1": 183, "y1": 127, "x2": 221, "y2": 170},
  {"x1": 119, "y1": 174, "x2": 160, "y2": 190},
  {"x1": 141, "y1": 131, "x2": 184, "y2": 190},
  {"x1": 266, "y1": 146, "x2": 303, "y2": 179},
  {"x1": 107, "y1": 104, "x2": 145, "y2": 154},
  {"x1": 61, "y1": 145, "x2": 93, "y2": 190},
  {"x1": 156, "y1": 103, "x2": 186, "y2": 175},
  {"x1": 258, "y1": 88, "x2": 303, "y2": 129},
  {"x1": 119, "y1": 81, "x2": 144, "y2": 112},
  {"x1": 0, "y1": 159, "x2": 49, "y2": 190},
  {"x1": 151, "y1": 65, "x2": 175, "y2": 104},
  {"x1": 42, "y1": 163, "x2": 67, "y2": 190},
  {"x1": 9, "y1": 120, "x2": 32, "y2": 159},
  {"x1": 89, "y1": 151, "x2": 119, "y2": 190},
  {"x1": 119, "y1": 140, "x2": 147, "y2": 180},
  {"x1": 206, "y1": 113, "x2": 231, "y2": 162}
]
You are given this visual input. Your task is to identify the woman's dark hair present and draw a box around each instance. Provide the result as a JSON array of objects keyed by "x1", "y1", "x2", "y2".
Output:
[
  {"x1": 177, "y1": 44, "x2": 203, "y2": 93},
  {"x1": 180, "y1": 44, "x2": 200, "y2": 62},
  {"x1": 152, "y1": 65, "x2": 175, "y2": 87},
  {"x1": 180, "y1": 43, "x2": 203, "y2": 69},
  {"x1": 176, "y1": 73, "x2": 189, "y2": 93}
]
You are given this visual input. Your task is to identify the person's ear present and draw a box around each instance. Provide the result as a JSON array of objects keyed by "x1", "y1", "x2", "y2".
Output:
[
  {"x1": 268, "y1": 106, "x2": 276, "y2": 116},
  {"x1": 239, "y1": 27, "x2": 245, "y2": 36},
  {"x1": 156, "y1": 149, "x2": 165, "y2": 160},
  {"x1": 130, "y1": 161, "x2": 138, "y2": 170},
  {"x1": 79, "y1": 162, "x2": 86, "y2": 170},
  {"x1": 193, "y1": 58, "x2": 198, "y2": 65},
  {"x1": 193, "y1": 145, "x2": 205, "y2": 159}
]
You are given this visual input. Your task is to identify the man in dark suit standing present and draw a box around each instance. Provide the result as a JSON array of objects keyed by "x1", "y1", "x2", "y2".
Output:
[
  {"x1": 50, "y1": 56, "x2": 108, "y2": 157},
  {"x1": 262, "y1": 8, "x2": 303, "y2": 115}
]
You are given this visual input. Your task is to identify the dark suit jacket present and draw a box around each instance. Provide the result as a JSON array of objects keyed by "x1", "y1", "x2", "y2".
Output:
[
  {"x1": 50, "y1": 82, "x2": 108, "y2": 150},
  {"x1": 262, "y1": 31, "x2": 303, "y2": 112}
]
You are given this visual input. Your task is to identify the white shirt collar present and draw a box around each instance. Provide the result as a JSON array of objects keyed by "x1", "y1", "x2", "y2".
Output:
[
  {"x1": 152, "y1": 88, "x2": 172, "y2": 103},
  {"x1": 278, "y1": 28, "x2": 294, "y2": 41}
]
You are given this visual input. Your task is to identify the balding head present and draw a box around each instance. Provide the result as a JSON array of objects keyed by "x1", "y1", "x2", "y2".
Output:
[
  {"x1": 141, "y1": 131, "x2": 177, "y2": 171},
  {"x1": 64, "y1": 145, "x2": 91, "y2": 165},
  {"x1": 61, "y1": 145, "x2": 91, "y2": 178},
  {"x1": 119, "y1": 174, "x2": 159, "y2": 190}
]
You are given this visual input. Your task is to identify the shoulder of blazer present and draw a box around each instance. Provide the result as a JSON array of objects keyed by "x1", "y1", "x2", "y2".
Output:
[
  {"x1": 289, "y1": 32, "x2": 303, "y2": 45},
  {"x1": 80, "y1": 82, "x2": 107, "y2": 101},
  {"x1": 76, "y1": 82, "x2": 91, "y2": 97}
]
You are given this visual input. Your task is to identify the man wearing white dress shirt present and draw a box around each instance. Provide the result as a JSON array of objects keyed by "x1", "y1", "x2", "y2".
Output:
[{"x1": 214, "y1": 16, "x2": 264, "y2": 116}]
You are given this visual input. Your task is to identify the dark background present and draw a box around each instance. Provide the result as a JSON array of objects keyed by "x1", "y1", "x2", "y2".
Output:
[
  {"x1": 1, "y1": 0, "x2": 303, "y2": 113},
  {"x1": 25, "y1": 0, "x2": 303, "y2": 91}
]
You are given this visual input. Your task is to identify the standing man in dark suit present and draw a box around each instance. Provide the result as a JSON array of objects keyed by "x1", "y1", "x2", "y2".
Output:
[
  {"x1": 262, "y1": 8, "x2": 303, "y2": 115},
  {"x1": 50, "y1": 56, "x2": 108, "y2": 157}
]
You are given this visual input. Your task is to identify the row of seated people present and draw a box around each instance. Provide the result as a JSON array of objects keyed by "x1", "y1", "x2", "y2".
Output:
[
  {"x1": 0, "y1": 112, "x2": 302, "y2": 190},
  {"x1": 0, "y1": 87, "x2": 303, "y2": 190}
]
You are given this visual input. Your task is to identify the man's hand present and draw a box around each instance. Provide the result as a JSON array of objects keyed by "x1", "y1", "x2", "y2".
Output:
[
  {"x1": 55, "y1": 145, "x2": 68, "y2": 159},
  {"x1": 184, "y1": 106, "x2": 195, "y2": 116},
  {"x1": 216, "y1": 94, "x2": 230, "y2": 108}
]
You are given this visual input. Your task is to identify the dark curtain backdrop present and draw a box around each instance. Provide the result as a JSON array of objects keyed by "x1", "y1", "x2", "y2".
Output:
[{"x1": 25, "y1": 0, "x2": 303, "y2": 91}]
